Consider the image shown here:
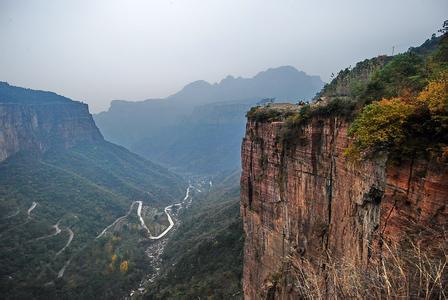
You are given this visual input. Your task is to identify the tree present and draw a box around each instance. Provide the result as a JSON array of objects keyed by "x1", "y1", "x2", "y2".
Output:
[
  {"x1": 438, "y1": 20, "x2": 448, "y2": 34},
  {"x1": 120, "y1": 260, "x2": 128, "y2": 273},
  {"x1": 417, "y1": 71, "x2": 448, "y2": 114},
  {"x1": 346, "y1": 97, "x2": 415, "y2": 158}
]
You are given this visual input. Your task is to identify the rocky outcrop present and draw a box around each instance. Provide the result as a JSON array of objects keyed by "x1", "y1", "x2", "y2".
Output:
[
  {"x1": 240, "y1": 116, "x2": 448, "y2": 299},
  {"x1": 0, "y1": 83, "x2": 102, "y2": 162}
]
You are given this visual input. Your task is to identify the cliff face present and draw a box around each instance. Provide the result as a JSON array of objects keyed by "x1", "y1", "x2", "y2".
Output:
[
  {"x1": 240, "y1": 116, "x2": 448, "y2": 299},
  {"x1": 0, "y1": 100, "x2": 103, "y2": 162},
  {"x1": 0, "y1": 82, "x2": 104, "y2": 162}
]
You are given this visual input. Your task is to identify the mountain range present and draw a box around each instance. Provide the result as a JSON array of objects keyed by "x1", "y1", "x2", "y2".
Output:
[{"x1": 94, "y1": 66, "x2": 324, "y2": 174}]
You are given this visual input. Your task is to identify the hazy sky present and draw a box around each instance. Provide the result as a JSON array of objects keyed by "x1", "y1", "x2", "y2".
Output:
[{"x1": 0, "y1": 0, "x2": 446, "y2": 112}]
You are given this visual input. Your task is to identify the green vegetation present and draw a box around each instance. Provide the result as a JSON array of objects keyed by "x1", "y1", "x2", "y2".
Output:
[
  {"x1": 44, "y1": 141, "x2": 184, "y2": 205},
  {"x1": 345, "y1": 98, "x2": 416, "y2": 158},
  {"x1": 145, "y1": 171, "x2": 243, "y2": 299},
  {"x1": 319, "y1": 33, "x2": 442, "y2": 107},
  {"x1": 247, "y1": 31, "x2": 448, "y2": 162},
  {"x1": 60, "y1": 217, "x2": 155, "y2": 300},
  {"x1": 0, "y1": 141, "x2": 185, "y2": 299},
  {"x1": 0, "y1": 81, "x2": 76, "y2": 104},
  {"x1": 247, "y1": 99, "x2": 356, "y2": 150},
  {"x1": 347, "y1": 33, "x2": 448, "y2": 160},
  {"x1": 310, "y1": 98, "x2": 356, "y2": 117},
  {"x1": 318, "y1": 56, "x2": 390, "y2": 99},
  {"x1": 246, "y1": 104, "x2": 295, "y2": 122}
]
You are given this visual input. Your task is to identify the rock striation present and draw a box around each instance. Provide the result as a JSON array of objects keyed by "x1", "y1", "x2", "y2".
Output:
[{"x1": 240, "y1": 115, "x2": 448, "y2": 299}]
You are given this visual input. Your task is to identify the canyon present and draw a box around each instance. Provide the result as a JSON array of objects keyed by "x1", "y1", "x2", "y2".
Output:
[{"x1": 0, "y1": 82, "x2": 185, "y2": 299}]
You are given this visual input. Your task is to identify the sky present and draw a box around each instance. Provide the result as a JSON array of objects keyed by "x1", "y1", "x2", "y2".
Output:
[{"x1": 0, "y1": 0, "x2": 447, "y2": 112}]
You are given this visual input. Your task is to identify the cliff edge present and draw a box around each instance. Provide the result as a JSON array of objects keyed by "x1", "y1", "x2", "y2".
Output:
[
  {"x1": 0, "y1": 82, "x2": 103, "y2": 161},
  {"x1": 241, "y1": 34, "x2": 448, "y2": 299}
]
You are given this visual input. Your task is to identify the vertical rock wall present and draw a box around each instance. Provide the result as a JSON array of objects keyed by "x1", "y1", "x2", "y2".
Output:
[
  {"x1": 240, "y1": 117, "x2": 448, "y2": 299},
  {"x1": 0, "y1": 102, "x2": 103, "y2": 161}
]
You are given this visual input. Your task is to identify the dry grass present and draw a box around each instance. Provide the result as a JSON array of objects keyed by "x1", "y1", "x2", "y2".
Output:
[{"x1": 292, "y1": 237, "x2": 447, "y2": 299}]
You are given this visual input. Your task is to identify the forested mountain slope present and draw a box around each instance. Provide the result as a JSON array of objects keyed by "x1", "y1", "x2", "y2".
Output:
[{"x1": 0, "y1": 83, "x2": 185, "y2": 299}]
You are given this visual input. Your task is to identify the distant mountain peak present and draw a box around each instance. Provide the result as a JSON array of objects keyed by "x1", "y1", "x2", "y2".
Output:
[
  {"x1": 182, "y1": 80, "x2": 212, "y2": 90},
  {"x1": 94, "y1": 65, "x2": 325, "y2": 172},
  {"x1": 220, "y1": 75, "x2": 236, "y2": 84},
  {"x1": 254, "y1": 65, "x2": 309, "y2": 79},
  {"x1": 167, "y1": 65, "x2": 323, "y2": 103},
  {"x1": 267, "y1": 65, "x2": 301, "y2": 72}
]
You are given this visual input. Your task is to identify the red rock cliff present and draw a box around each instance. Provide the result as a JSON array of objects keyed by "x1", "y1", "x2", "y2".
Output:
[{"x1": 240, "y1": 115, "x2": 448, "y2": 299}]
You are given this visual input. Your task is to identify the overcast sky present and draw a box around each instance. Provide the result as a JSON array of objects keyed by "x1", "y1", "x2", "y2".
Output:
[{"x1": 0, "y1": 0, "x2": 446, "y2": 112}]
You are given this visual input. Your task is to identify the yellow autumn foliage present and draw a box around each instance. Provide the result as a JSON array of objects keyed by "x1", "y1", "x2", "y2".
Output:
[
  {"x1": 119, "y1": 260, "x2": 128, "y2": 273},
  {"x1": 347, "y1": 69, "x2": 448, "y2": 160},
  {"x1": 347, "y1": 97, "x2": 415, "y2": 157},
  {"x1": 417, "y1": 71, "x2": 448, "y2": 114}
]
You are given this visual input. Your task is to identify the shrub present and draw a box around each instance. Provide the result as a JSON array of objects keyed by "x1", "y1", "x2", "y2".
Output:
[
  {"x1": 347, "y1": 70, "x2": 448, "y2": 160},
  {"x1": 347, "y1": 98, "x2": 415, "y2": 158},
  {"x1": 417, "y1": 70, "x2": 448, "y2": 114},
  {"x1": 246, "y1": 106, "x2": 287, "y2": 122},
  {"x1": 312, "y1": 98, "x2": 356, "y2": 118},
  {"x1": 293, "y1": 237, "x2": 447, "y2": 299},
  {"x1": 280, "y1": 105, "x2": 312, "y2": 150}
]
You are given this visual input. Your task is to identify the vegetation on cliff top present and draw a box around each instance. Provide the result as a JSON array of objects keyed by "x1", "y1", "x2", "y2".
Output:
[
  {"x1": 0, "y1": 82, "x2": 78, "y2": 104},
  {"x1": 247, "y1": 28, "x2": 448, "y2": 161},
  {"x1": 347, "y1": 32, "x2": 448, "y2": 161},
  {"x1": 346, "y1": 71, "x2": 448, "y2": 160}
]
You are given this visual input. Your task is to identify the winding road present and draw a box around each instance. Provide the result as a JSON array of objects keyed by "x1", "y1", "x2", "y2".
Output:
[
  {"x1": 97, "y1": 185, "x2": 193, "y2": 240},
  {"x1": 2, "y1": 209, "x2": 20, "y2": 219},
  {"x1": 148, "y1": 204, "x2": 177, "y2": 240},
  {"x1": 27, "y1": 202, "x2": 37, "y2": 217},
  {"x1": 96, "y1": 202, "x2": 138, "y2": 239},
  {"x1": 57, "y1": 258, "x2": 73, "y2": 278},
  {"x1": 56, "y1": 228, "x2": 74, "y2": 257},
  {"x1": 129, "y1": 183, "x2": 200, "y2": 296},
  {"x1": 0, "y1": 202, "x2": 38, "y2": 238},
  {"x1": 136, "y1": 201, "x2": 151, "y2": 234},
  {"x1": 147, "y1": 185, "x2": 192, "y2": 239},
  {"x1": 34, "y1": 221, "x2": 62, "y2": 241}
]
